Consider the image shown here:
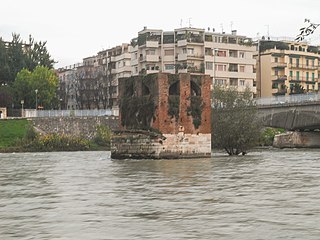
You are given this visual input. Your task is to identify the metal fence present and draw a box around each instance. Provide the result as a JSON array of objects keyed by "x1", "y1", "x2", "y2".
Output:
[
  {"x1": 25, "y1": 109, "x2": 118, "y2": 118},
  {"x1": 255, "y1": 93, "x2": 320, "y2": 106}
]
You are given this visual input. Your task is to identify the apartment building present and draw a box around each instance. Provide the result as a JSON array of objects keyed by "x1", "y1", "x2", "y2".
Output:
[
  {"x1": 58, "y1": 44, "x2": 131, "y2": 110},
  {"x1": 58, "y1": 67, "x2": 78, "y2": 110},
  {"x1": 57, "y1": 27, "x2": 257, "y2": 109},
  {"x1": 97, "y1": 43, "x2": 132, "y2": 107},
  {"x1": 256, "y1": 40, "x2": 320, "y2": 97},
  {"x1": 130, "y1": 27, "x2": 256, "y2": 93}
]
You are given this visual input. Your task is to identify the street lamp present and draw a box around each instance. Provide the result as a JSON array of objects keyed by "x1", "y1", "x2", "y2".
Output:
[
  {"x1": 20, "y1": 100, "x2": 24, "y2": 118},
  {"x1": 35, "y1": 89, "x2": 38, "y2": 110}
]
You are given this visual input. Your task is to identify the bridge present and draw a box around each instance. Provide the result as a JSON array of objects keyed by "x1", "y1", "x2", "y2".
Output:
[{"x1": 256, "y1": 93, "x2": 320, "y2": 130}]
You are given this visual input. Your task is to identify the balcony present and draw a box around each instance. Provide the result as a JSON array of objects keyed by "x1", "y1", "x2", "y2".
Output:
[
  {"x1": 288, "y1": 64, "x2": 318, "y2": 70},
  {"x1": 271, "y1": 62, "x2": 287, "y2": 68},
  {"x1": 272, "y1": 75, "x2": 287, "y2": 83},
  {"x1": 272, "y1": 89, "x2": 287, "y2": 96},
  {"x1": 146, "y1": 55, "x2": 160, "y2": 62},
  {"x1": 288, "y1": 76, "x2": 318, "y2": 83},
  {"x1": 146, "y1": 69, "x2": 159, "y2": 74},
  {"x1": 146, "y1": 41, "x2": 159, "y2": 48}
]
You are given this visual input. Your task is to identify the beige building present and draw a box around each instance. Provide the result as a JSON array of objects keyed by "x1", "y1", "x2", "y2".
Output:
[
  {"x1": 97, "y1": 43, "x2": 132, "y2": 107},
  {"x1": 130, "y1": 27, "x2": 256, "y2": 93},
  {"x1": 57, "y1": 27, "x2": 257, "y2": 109},
  {"x1": 256, "y1": 40, "x2": 320, "y2": 97}
]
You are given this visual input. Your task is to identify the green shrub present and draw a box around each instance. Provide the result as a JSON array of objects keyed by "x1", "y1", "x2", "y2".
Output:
[
  {"x1": 25, "y1": 133, "x2": 90, "y2": 152},
  {"x1": 93, "y1": 125, "x2": 112, "y2": 147},
  {"x1": 259, "y1": 128, "x2": 285, "y2": 146}
]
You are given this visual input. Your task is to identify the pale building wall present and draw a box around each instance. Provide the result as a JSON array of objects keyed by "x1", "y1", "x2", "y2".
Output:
[{"x1": 0, "y1": 108, "x2": 7, "y2": 119}]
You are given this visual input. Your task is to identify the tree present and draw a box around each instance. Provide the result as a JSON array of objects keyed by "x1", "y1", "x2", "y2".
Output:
[
  {"x1": 211, "y1": 86, "x2": 261, "y2": 155},
  {"x1": 6, "y1": 34, "x2": 26, "y2": 85},
  {"x1": 0, "y1": 38, "x2": 11, "y2": 85},
  {"x1": 24, "y1": 35, "x2": 55, "y2": 71},
  {"x1": 290, "y1": 83, "x2": 305, "y2": 94},
  {"x1": 0, "y1": 33, "x2": 55, "y2": 86},
  {"x1": 13, "y1": 66, "x2": 59, "y2": 109}
]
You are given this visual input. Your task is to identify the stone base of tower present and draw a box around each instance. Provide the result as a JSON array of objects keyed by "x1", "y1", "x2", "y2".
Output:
[{"x1": 111, "y1": 130, "x2": 211, "y2": 159}]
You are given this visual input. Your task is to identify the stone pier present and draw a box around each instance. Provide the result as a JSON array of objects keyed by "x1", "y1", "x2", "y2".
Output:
[
  {"x1": 273, "y1": 131, "x2": 320, "y2": 148},
  {"x1": 111, "y1": 73, "x2": 212, "y2": 159}
]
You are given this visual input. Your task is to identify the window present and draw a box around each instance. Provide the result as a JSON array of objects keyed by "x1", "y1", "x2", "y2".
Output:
[
  {"x1": 135, "y1": 67, "x2": 138, "y2": 73},
  {"x1": 187, "y1": 48, "x2": 194, "y2": 55},
  {"x1": 165, "y1": 64, "x2": 175, "y2": 70},
  {"x1": 312, "y1": 72, "x2": 315, "y2": 81},
  {"x1": 290, "y1": 71, "x2": 293, "y2": 77},
  {"x1": 229, "y1": 50, "x2": 237, "y2": 58},
  {"x1": 240, "y1": 80, "x2": 245, "y2": 86},
  {"x1": 135, "y1": 53, "x2": 138, "y2": 59},
  {"x1": 239, "y1": 66, "x2": 245, "y2": 72},
  {"x1": 229, "y1": 64, "x2": 238, "y2": 72},
  {"x1": 312, "y1": 60, "x2": 315, "y2": 67},
  {"x1": 296, "y1": 58, "x2": 299, "y2": 67},
  {"x1": 289, "y1": 58, "x2": 293, "y2": 64},
  {"x1": 164, "y1": 49, "x2": 174, "y2": 55},
  {"x1": 306, "y1": 59, "x2": 309, "y2": 66},
  {"x1": 239, "y1": 52, "x2": 245, "y2": 58},
  {"x1": 306, "y1": 72, "x2": 309, "y2": 80},
  {"x1": 274, "y1": 57, "x2": 278, "y2": 63},
  {"x1": 216, "y1": 64, "x2": 227, "y2": 71},
  {"x1": 146, "y1": 49, "x2": 156, "y2": 55},
  {"x1": 230, "y1": 78, "x2": 238, "y2": 86},
  {"x1": 215, "y1": 79, "x2": 226, "y2": 85},
  {"x1": 205, "y1": 48, "x2": 213, "y2": 56},
  {"x1": 182, "y1": 48, "x2": 194, "y2": 54},
  {"x1": 205, "y1": 62, "x2": 213, "y2": 70},
  {"x1": 217, "y1": 50, "x2": 227, "y2": 57},
  {"x1": 296, "y1": 71, "x2": 300, "y2": 80}
]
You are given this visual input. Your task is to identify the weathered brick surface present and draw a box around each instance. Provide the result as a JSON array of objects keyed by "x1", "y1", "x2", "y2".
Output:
[{"x1": 114, "y1": 73, "x2": 212, "y2": 159}]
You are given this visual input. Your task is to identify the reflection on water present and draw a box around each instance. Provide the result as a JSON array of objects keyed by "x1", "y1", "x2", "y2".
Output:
[{"x1": 0, "y1": 150, "x2": 320, "y2": 239}]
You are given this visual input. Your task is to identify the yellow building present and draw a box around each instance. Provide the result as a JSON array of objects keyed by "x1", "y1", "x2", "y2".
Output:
[{"x1": 256, "y1": 40, "x2": 320, "y2": 97}]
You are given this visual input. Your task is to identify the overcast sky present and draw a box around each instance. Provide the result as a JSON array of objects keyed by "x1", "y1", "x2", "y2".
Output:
[{"x1": 1, "y1": 0, "x2": 319, "y2": 68}]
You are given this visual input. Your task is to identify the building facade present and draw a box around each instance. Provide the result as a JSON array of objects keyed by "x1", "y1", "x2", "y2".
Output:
[
  {"x1": 57, "y1": 27, "x2": 257, "y2": 110},
  {"x1": 256, "y1": 40, "x2": 320, "y2": 97},
  {"x1": 112, "y1": 73, "x2": 212, "y2": 159},
  {"x1": 130, "y1": 27, "x2": 256, "y2": 93}
]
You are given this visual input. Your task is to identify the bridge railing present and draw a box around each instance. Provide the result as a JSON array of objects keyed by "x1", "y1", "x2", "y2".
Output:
[
  {"x1": 255, "y1": 93, "x2": 320, "y2": 106},
  {"x1": 24, "y1": 109, "x2": 118, "y2": 118}
]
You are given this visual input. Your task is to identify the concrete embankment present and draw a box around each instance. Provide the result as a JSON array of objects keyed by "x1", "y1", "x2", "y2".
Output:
[
  {"x1": 29, "y1": 116, "x2": 119, "y2": 139},
  {"x1": 273, "y1": 131, "x2": 320, "y2": 148}
]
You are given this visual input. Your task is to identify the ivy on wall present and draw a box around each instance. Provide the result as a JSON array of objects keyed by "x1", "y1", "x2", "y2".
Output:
[
  {"x1": 187, "y1": 96, "x2": 204, "y2": 129},
  {"x1": 120, "y1": 75, "x2": 157, "y2": 130}
]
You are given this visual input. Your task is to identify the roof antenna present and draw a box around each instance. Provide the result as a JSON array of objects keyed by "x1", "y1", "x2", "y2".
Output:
[{"x1": 188, "y1": 18, "x2": 192, "y2": 28}]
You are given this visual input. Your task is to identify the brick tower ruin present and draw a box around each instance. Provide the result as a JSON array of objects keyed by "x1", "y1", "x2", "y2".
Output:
[{"x1": 111, "y1": 72, "x2": 211, "y2": 159}]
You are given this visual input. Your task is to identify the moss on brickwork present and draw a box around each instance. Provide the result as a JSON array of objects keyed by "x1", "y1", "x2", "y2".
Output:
[
  {"x1": 120, "y1": 74, "x2": 158, "y2": 130},
  {"x1": 187, "y1": 96, "x2": 204, "y2": 129}
]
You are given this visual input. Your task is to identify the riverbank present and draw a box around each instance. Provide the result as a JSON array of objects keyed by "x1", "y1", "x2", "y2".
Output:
[{"x1": 0, "y1": 119, "x2": 111, "y2": 153}]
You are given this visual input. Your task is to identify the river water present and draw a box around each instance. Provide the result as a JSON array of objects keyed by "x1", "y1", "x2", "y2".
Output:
[{"x1": 0, "y1": 149, "x2": 320, "y2": 240}]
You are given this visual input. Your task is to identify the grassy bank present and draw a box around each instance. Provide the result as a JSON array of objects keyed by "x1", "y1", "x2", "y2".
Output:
[
  {"x1": 0, "y1": 119, "x2": 29, "y2": 148},
  {"x1": 0, "y1": 119, "x2": 111, "y2": 153}
]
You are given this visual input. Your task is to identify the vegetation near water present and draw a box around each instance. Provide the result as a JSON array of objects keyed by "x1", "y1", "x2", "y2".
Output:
[
  {"x1": 0, "y1": 120, "x2": 112, "y2": 152},
  {"x1": 0, "y1": 118, "x2": 282, "y2": 153}
]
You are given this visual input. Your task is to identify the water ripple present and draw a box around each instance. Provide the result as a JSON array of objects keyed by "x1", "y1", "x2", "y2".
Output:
[{"x1": 1, "y1": 149, "x2": 320, "y2": 239}]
